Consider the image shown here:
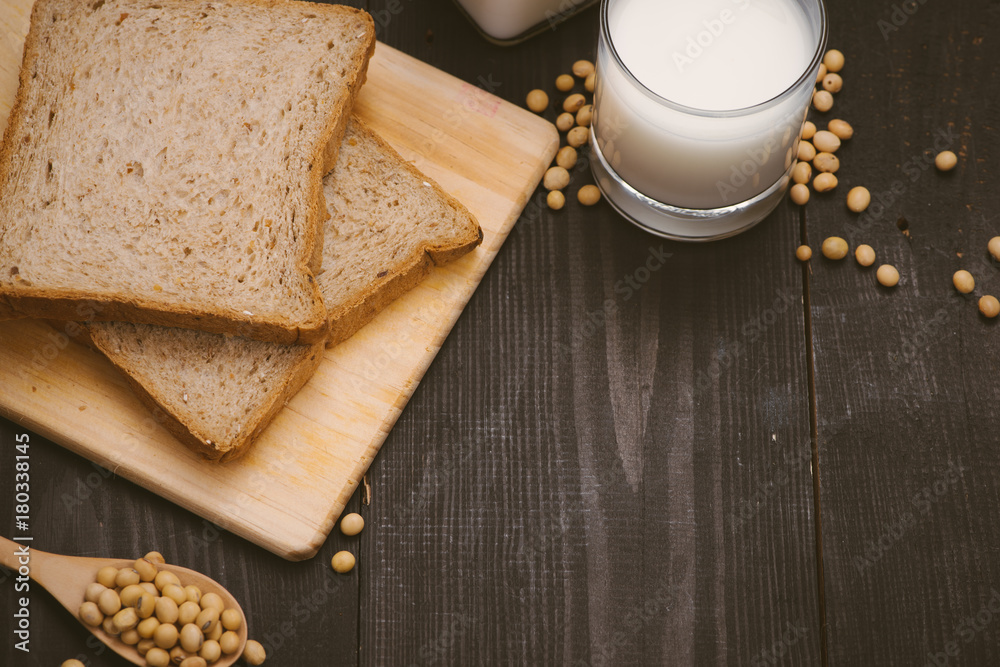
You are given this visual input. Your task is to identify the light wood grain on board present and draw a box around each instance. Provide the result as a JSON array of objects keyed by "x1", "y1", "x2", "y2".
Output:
[{"x1": 0, "y1": 1, "x2": 558, "y2": 560}]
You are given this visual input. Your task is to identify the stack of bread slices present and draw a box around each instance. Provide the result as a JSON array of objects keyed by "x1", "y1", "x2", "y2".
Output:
[{"x1": 0, "y1": 0, "x2": 482, "y2": 461}]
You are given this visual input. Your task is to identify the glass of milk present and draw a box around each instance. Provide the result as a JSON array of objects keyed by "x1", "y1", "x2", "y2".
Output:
[
  {"x1": 591, "y1": 0, "x2": 828, "y2": 240},
  {"x1": 453, "y1": 0, "x2": 598, "y2": 45}
]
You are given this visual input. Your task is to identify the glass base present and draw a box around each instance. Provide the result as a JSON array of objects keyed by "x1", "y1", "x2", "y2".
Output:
[{"x1": 589, "y1": 128, "x2": 792, "y2": 242}]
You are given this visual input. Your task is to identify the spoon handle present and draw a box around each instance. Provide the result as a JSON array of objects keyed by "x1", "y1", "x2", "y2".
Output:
[
  {"x1": 0, "y1": 535, "x2": 116, "y2": 612},
  {"x1": 0, "y1": 534, "x2": 45, "y2": 573}
]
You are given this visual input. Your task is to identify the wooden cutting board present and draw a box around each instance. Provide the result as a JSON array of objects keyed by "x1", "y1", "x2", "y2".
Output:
[{"x1": 0, "y1": 1, "x2": 557, "y2": 559}]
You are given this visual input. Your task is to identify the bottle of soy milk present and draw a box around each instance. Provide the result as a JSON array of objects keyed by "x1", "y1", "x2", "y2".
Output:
[{"x1": 453, "y1": 0, "x2": 596, "y2": 44}]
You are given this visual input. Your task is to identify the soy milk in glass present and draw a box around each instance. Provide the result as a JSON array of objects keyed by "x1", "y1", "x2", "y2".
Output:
[{"x1": 590, "y1": 0, "x2": 827, "y2": 240}]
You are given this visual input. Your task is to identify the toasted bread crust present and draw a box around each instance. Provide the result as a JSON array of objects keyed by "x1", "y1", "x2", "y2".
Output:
[
  {"x1": 324, "y1": 118, "x2": 482, "y2": 347},
  {"x1": 0, "y1": 0, "x2": 376, "y2": 345}
]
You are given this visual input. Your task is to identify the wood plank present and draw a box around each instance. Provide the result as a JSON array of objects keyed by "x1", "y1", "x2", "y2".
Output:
[
  {"x1": 359, "y1": 2, "x2": 821, "y2": 664},
  {"x1": 807, "y1": 1, "x2": 1000, "y2": 663},
  {"x1": 0, "y1": 0, "x2": 558, "y2": 561}
]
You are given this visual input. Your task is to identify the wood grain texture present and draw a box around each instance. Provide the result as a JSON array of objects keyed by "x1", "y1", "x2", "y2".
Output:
[
  {"x1": 358, "y1": 2, "x2": 820, "y2": 665},
  {"x1": 0, "y1": 0, "x2": 558, "y2": 560},
  {"x1": 807, "y1": 1, "x2": 1000, "y2": 664}
]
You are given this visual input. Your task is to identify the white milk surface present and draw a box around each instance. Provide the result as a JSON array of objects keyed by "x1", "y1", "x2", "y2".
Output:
[{"x1": 609, "y1": 0, "x2": 811, "y2": 111}]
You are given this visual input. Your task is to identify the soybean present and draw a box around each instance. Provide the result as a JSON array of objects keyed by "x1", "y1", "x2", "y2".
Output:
[
  {"x1": 797, "y1": 140, "x2": 816, "y2": 162},
  {"x1": 813, "y1": 90, "x2": 834, "y2": 113},
  {"x1": 98, "y1": 588, "x2": 122, "y2": 616},
  {"x1": 813, "y1": 173, "x2": 838, "y2": 193},
  {"x1": 154, "y1": 623, "x2": 180, "y2": 650},
  {"x1": 156, "y1": 596, "x2": 180, "y2": 624},
  {"x1": 547, "y1": 190, "x2": 566, "y2": 210},
  {"x1": 585, "y1": 71, "x2": 596, "y2": 93},
  {"x1": 200, "y1": 640, "x2": 223, "y2": 663},
  {"x1": 578, "y1": 185, "x2": 602, "y2": 206},
  {"x1": 812, "y1": 130, "x2": 841, "y2": 153},
  {"x1": 980, "y1": 296, "x2": 1000, "y2": 318},
  {"x1": 121, "y1": 628, "x2": 141, "y2": 646},
  {"x1": 195, "y1": 607, "x2": 220, "y2": 634},
  {"x1": 989, "y1": 237, "x2": 1000, "y2": 262},
  {"x1": 936, "y1": 150, "x2": 958, "y2": 172},
  {"x1": 79, "y1": 601, "x2": 104, "y2": 627},
  {"x1": 243, "y1": 639, "x2": 267, "y2": 666},
  {"x1": 822, "y1": 73, "x2": 843, "y2": 93},
  {"x1": 184, "y1": 585, "x2": 202, "y2": 605},
  {"x1": 102, "y1": 617, "x2": 120, "y2": 637},
  {"x1": 567, "y1": 126, "x2": 589, "y2": 148},
  {"x1": 135, "y1": 594, "x2": 156, "y2": 619},
  {"x1": 85, "y1": 582, "x2": 107, "y2": 604},
  {"x1": 96, "y1": 566, "x2": 119, "y2": 589},
  {"x1": 138, "y1": 616, "x2": 161, "y2": 639},
  {"x1": 828, "y1": 119, "x2": 854, "y2": 140},
  {"x1": 200, "y1": 594, "x2": 226, "y2": 615},
  {"x1": 163, "y1": 583, "x2": 188, "y2": 606},
  {"x1": 332, "y1": 551, "x2": 356, "y2": 574},
  {"x1": 178, "y1": 601, "x2": 201, "y2": 626},
  {"x1": 154, "y1": 570, "x2": 181, "y2": 592},
  {"x1": 133, "y1": 557, "x2": 158, "y2": 582},
  {"x1": 219, "y1": 631, "x2": 241, "y2": 655},
  {"x1": 146, "y1": 648, "x2": 171, "y2": 667},
  {"x1": 953, "y1": 270, "x2": 975, "y2": 294},
  {"x1": 813, "y1": 152, "x2": 840, "y2": 174},
  {"x1": 792, "y1": 161, "x2": 812, "y2": 185},
  {"x1": 556, "y1": 146, "x2": 578, "y2": 170},
  {"x1": 847, "y1": 186, "x2": 871, "y2": 213},
  {"x1": 555, "y1": 74, "x2": 574, "y2": 92},
  {"x1": 555, "y1": 112, "x2": 575, "y2": 132},
  {"x1": 526, "y1": 89, "x2": 548, "y2": 113},
  {"x1": 816, "y1": 63, "x2": 827, "y2": 83},
  {"x1": 221, "y1": 609, "x2": 243, "y2": 632},
  {"x1": 576, "y1": 104, "x2": 593, "y2": 127},
  {"x1": 115, "y1": 568, "x2": 141, "y2": 588},
  {"x1": 137, "y1": 639, "x2": 157, "y2": 656},
  {"x1": 795, "y1": 245, "x2": 813, "y2": 262},
  {"x1": 877, "y1": 265, "x2": 900, "y2": 287},
  {"x1": 543, "y1": 166, "x2": 570, "y2": 191},
  {"x1": 563, "y1": 93, "x2": 586, "y2": 113},
  {"x1": 790, "y1": 183, "x2": 810, "y2": 206},
  {"x1": 801, "y1": 121, "x2": 817, "y2": 141},
  {"x1": 144, "y1": 551, "x2": 166, "y2": 565},
  {"x1": 180, "y1": 658, "x2": 208, "y2": 667},
  {"x1": 120, "y1": 583, "x2": 145, "y2": 608},
  {"x1": 62, "y1": 661, "x2": 86, "y2": 667},
  {"x1": 572, "y1": 59, "x2": 595, "y2": 78},
  {"x1": 821, "y1": 237, "x2": 849, "y2": 260},
  {"x1": 855, "y1": 244, "x2": 876, "y2": 267},
  {"x1": 180, "y1": 623, "x2": 204, "y2": 653},
  {"x1": 823, "y1": 49, "x2": 845, "y2": 73},
  {"x1": 113, "y1": 607, "x2": 139, "y2": 633}
]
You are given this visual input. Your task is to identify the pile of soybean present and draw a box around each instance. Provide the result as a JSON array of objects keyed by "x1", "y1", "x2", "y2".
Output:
[
  {"x1": 791, "y1": 50, "x2": 997, "y2": 318},
  {"x1": 525, "y1": 61, "x2": 602, "y2": 210},
  {"x1": 71, "y1": 552, "x2": 266, "y2": 667}
]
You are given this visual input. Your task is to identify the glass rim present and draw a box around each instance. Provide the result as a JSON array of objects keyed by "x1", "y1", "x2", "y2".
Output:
[{"x1": 600, "y1": 0, "x2": 828, "y2": 118}]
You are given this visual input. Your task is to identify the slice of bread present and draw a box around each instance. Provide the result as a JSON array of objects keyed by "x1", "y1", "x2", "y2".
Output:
[
  {"x1": 0, "y1": 0, "x2": 376, "y2": 344},
  {"x1": 86, "y1": 118, "x2": 482, "y2": 461}
]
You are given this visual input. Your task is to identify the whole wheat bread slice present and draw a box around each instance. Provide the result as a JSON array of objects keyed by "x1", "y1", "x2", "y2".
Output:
[
  {"x1": 0, "y1": 0, "x2": 376, "y2": 344},
  {"x1": 85, "y1": 118, "x2": 482, "y2": 461}
]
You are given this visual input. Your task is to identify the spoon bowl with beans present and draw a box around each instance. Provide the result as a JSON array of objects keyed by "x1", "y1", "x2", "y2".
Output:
[{"x1": 0, "y1": 535, "x2": 247, "y2": 667}]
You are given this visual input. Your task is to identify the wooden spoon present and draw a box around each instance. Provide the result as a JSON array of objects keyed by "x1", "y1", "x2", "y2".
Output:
[{"x1": 0, "y1": 535, "x2": 247, "y2": 665}]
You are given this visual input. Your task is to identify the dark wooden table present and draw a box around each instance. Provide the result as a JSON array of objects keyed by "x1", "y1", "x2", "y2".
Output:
[{"x1": 3, "y1": 0, "x2": 1000, "y2": 664}]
